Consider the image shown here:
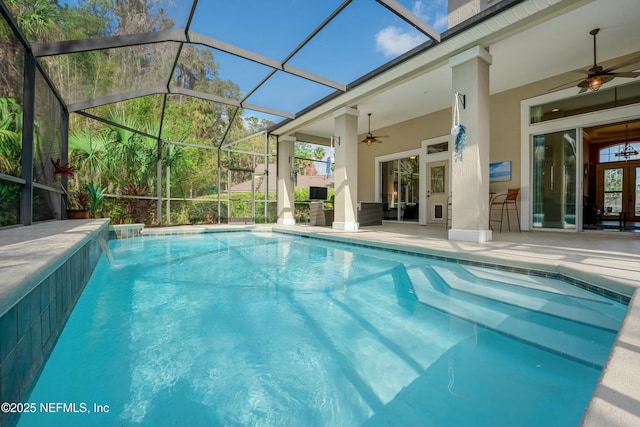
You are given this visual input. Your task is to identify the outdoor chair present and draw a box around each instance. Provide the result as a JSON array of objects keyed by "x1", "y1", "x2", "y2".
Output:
[
  {"x1": 490, "y1": 188, "x2": 520, "y2": 232},
  {"x1": 309, "y1": 202, "x2": 334, "y2": 226}
]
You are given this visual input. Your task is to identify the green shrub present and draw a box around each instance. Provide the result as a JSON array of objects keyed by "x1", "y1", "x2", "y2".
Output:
[{"x1": 188, "y1": 201, "x2": 218, "y2": 224}]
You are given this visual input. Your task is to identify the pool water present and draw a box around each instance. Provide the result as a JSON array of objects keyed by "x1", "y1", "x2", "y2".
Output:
[{"x1": 19, "y1": 231, "x2": 627, "y2": 427}]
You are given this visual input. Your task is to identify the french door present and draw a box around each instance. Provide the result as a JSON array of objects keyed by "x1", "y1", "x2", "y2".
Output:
[{"x1": 596, "y1": 161, "x2": 640, "y2": 222}]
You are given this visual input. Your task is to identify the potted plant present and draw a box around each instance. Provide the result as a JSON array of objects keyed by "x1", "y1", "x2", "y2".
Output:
[
  {"x1": 85, "y1": 182, "x2": 106, "y2": 218},
  {"x1": 66, "y1": 190, "x2": 91, "y2": 219},
  {"x1": 51, "y1": 158, "x2": 93, "y2": 219}
]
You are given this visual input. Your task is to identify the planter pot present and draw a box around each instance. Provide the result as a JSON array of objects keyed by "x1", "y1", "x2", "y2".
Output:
[{"x1": 66, "y1": 209, "x2": 91, "y2": 219}]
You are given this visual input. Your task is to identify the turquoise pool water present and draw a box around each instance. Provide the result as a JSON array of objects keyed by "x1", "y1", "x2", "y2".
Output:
[{"x1": 19, "y1": 231, "x2": 627, "y2": 427}]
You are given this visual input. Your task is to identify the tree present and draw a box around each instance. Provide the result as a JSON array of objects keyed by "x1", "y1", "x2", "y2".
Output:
[{"x1": 0, "y1": 97, "x2": 22, "y2": 176}]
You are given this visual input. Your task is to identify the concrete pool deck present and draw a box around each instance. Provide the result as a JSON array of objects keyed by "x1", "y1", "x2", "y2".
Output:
[{"x1": 1, "y1": 220, "x2": 638, "y2": 426}]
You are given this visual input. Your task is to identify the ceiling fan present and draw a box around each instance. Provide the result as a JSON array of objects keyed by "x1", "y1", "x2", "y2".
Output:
[
  {"x1": 550, "y1": 28, "x2": 640, "y2": 93},
  {"x1": 361, "y1": 113, "x2": 388, "y2": 146}
]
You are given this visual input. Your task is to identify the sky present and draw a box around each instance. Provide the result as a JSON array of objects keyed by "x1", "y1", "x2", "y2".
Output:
[
  {"x1": 376, "y1": 1, "x2": 448, "y2": 56},
  {"x1": 186, "y1": 0, "x2": 449, "y2": 117}
]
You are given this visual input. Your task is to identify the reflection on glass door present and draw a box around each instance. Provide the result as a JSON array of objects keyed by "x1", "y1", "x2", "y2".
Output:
[
  {"x1": 380, "y1": 156, "x2": 419, "y2": 222},
  {"x1": 532, "y1": 129, "x2": 577, "y2": 229}
]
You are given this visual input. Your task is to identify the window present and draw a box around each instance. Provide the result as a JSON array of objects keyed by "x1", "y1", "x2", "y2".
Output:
[
  {"x1": 603, "y1": 168, "x2": 623, "y2": 213},
  {"x1": 599, "y1": 142, "x2": 640, "y2": 163},
  {"x1": 530, "y1": 81, "x2": 640, "y2": 124},
  {"x1": 427, "y1": 141, "x2": 448, "y2": 154},
  {"x1": 430, "y1": 166, "x2": 445, "y2": 194}
]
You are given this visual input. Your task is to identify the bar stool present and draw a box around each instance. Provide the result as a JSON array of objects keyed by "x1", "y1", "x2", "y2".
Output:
[{"x1": 490, "y1": 188, "x2": 520, "y2": 232}]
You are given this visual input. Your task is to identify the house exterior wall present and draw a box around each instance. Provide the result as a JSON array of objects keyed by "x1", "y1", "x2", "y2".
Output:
[
  {"x1": 355, "y1": 77, "x2": 556, "y2": 205},
  {"x1": 357, "y1": 109, "x2": 450, "y2": 202}
]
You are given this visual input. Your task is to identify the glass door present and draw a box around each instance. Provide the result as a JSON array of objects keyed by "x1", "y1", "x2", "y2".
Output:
[
  {"x1": 596, "y1": 160, "x2": 640, "y2": 222},
  {"x1": 399, "y1": 157, "x2": 419, "y2": 222},
  {"x1": 381, "y1": 159, "x2": 399, "y2": 220},
  {"x1": 380, "y1": 156, "x2": 419, "y2": 222},
  {"x1": 532, "y1": 129, "x2": 578, "y2": 229}
]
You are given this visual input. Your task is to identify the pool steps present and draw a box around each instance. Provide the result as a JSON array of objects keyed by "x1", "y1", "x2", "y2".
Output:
[
  {"x1": 430, "y1": 265, "x2": 622, "y2": 331},
  {"x1": 405, "y1": 263, "x2": 620, "y2": 367}
]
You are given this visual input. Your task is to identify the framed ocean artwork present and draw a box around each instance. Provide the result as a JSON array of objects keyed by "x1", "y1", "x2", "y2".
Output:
[{"x1": 490, "y1": 161, "x2": 511, "y2": 182}]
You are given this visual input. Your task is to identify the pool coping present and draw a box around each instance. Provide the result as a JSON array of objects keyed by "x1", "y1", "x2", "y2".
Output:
[
  {"x1": 1, "y1": 221, "x2": 639, "y2": 427},
  {"x1": 0, "y1": 219, "x2": 111, "y2": 319}
]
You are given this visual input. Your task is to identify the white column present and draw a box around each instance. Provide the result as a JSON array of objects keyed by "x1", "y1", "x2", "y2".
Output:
[
  {"x1": 332, "y1": 106, "x2": 360, "y2": 231},
  {"x1": 277, "y1": 135, "x2": 296, "y2": 225},
  {"x1": 448, "y1": 46, "x2": 493, "y2": 242}
]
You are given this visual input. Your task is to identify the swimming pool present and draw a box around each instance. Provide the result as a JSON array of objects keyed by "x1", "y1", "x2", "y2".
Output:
[{"x1": 18, "y1": 231, "x2": 627, "y2": 427}]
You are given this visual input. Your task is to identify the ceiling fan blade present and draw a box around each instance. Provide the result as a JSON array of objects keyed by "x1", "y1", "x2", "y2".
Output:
[
  {"x1": 371, "y1": 135, "x2": 389, "y2": 139},
  {"x1": 602, "y1": 56, "x2": 640, "y2": 73},
  {"x1": 547, "y1": 78, "x2": 584, "y2": 92},
  {"x1": 576, "y1": 79, "x2": 591, "y2": 93},
  {"x1": 610, "y1": 72, "x2": 640, "y2": 78}
]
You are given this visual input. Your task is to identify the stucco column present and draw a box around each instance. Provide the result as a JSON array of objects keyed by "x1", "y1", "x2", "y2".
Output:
[
  {"x1": 332, "y1": 106, "x2": 360, "y2": 231},
  {"x1": 448, "y1": 46, "x2": 493, "y2": 242},
  {"x1": 277, "y1": 135, "x2": 296, "y2": 225}
]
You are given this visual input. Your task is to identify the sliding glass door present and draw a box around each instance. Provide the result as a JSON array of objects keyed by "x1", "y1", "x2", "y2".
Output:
[
  {"x1": 380, "y1": 156, "x2": 419, "y2": 222},
  {"x1": 532, "y1": 129, "x2": 577, "y2": 229}
]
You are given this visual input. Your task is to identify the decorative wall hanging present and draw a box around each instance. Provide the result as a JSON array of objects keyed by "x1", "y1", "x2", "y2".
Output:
[{"x1": 451, "y1": 92, "x2": 467, "y2": 162}]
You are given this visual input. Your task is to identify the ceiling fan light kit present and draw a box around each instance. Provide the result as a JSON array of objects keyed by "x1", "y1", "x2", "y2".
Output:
[
  {"x1": 588, "y1": 75, "x2": 603, "y2": 91},
  {"x1": 361, "y1": 113, "x2": 388, "y2": 146},
  {"x1": 549, "y1": 28, "x2": 640, "y2": 93}
]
